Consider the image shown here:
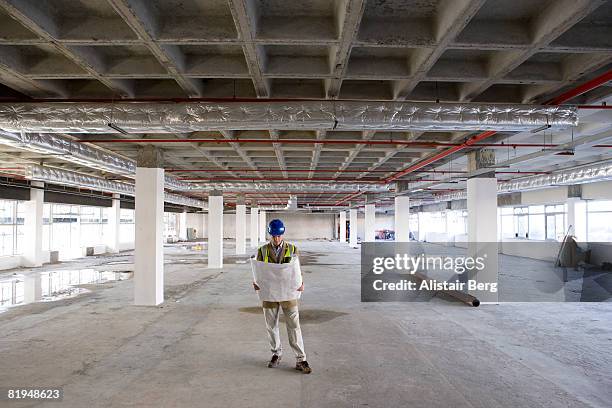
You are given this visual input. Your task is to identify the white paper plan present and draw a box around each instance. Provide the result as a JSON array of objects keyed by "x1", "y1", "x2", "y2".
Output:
[{"x1": 251, "y1": 258, "x2": 302, "y2": 302}]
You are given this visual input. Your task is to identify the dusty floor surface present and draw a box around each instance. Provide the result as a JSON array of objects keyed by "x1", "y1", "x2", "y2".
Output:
[{"x1": 1, "y1": 240, "x2": 611, "y2": 408}]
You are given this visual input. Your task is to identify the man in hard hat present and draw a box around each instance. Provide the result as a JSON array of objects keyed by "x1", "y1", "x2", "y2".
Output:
[{"x1": 253, "y1": 219, "x2": 312, "y2": 374}]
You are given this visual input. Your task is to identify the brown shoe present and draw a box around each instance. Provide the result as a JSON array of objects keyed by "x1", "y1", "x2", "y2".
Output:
[
  {"x1": 295, "y1": 361, "x2": 312, "y2": 374},
  {"x1": 267, "y1": 354, "x2": 281, "y2": 368}
]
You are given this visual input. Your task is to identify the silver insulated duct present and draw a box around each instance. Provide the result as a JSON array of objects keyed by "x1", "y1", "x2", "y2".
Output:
[
  {"x1": 25, "y1": 165, "x2": 207, "y2": 208},
  {"x1": 0, "y1": 102, "x2": 577, "y2": 133},
  {"x1": 429, "y1": 161, "x2": 612, "y2": 202}
]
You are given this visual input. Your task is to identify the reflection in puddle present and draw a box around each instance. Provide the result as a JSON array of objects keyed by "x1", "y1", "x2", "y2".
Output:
[{"x1": 0, "y1": 269, "x2": 132, "y2": 314}]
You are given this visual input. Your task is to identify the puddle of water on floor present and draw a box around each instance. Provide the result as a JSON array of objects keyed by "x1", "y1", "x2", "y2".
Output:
[
  {"x1": 238, "y1": 307, "x2": 348, "y2": 324},
  {"x1": 0, "y1": 269, "x2": 133, "y2": 314}
]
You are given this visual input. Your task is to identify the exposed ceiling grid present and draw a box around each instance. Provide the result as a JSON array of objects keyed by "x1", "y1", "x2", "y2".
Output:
[{"x1": 0, "y1": 0, "x2": 610, "y2": 208}]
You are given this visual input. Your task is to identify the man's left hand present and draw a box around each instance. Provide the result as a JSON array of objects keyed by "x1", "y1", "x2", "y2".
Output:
[{"x1": 297, "y1": 283, "x2": 304, "y2": 292}]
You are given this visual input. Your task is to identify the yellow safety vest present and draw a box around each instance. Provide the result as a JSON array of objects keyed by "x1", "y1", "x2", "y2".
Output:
[{"x1": 260, "y1": 243, "x2": 295, "y2": 263}]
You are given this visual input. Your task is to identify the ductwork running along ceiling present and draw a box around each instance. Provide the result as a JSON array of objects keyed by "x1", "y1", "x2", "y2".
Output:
[{"x1": 0, "y1": 102, "x2": 577, "y2": 133}]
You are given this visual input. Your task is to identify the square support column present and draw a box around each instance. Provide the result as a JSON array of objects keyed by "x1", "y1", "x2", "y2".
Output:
[
  {"x1": 178, "y1": 210, "x2": 187, "y2": 241},
  {"x1": 349, "y1": 208, "x2": 358, "y2": 248},
  {"x1": 208, "y1": 190, "x2": 223, "y2": 268},
  {"x1": 566, "y1": 191, "x2": 583, "y2": 238},
  {"x1": 135, "y1": 167, "x2": 165, "y2": 306},
  {"x1": 235, "y1": 200, "x2": 246, "y2": 255},
  {"x1": 364, "y1": 204, "x2": 375, "y2": 242},
  {"x1": 23, "y1": 181, "x2": 44, "y2": 267},
  {"x1": 394, "y1": 196, "x2": 410, "y2": 242},
  {"x1": 106, "y1": 193, "x2": 121, "y2": 253},
  {"x1": 259, "y1": 210, "x2": 267, "y2": 243},
  {"x1": 339, "y1": 211, "x2": 346, "y2": 243},
  {"x1": 250, "y1": 207, "x2": 259, "y2": 248},
  {"x1": 467, "y1": 176, "x2": 498, "y2": 304},
  {"x1": 200, "y1": 212, "x2": 206, "y2": 239}
]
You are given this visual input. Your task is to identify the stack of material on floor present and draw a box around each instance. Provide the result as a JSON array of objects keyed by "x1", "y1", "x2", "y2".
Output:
[{"x1": 557, "y1": 236, "x2": 591, "y2": 267}]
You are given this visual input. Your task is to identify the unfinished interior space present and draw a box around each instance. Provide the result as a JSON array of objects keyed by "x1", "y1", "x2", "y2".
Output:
[{"x1": 0, "y1": 0, "x2": 611, "y2": 407}]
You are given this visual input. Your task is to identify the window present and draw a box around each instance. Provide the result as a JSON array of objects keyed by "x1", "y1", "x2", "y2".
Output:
[
  {"x1": 409, "y1": 213, "x2": 418, "y2": 239},
  {"x1": 43, "y1": 204, "x2": 110, "y2": 251},
  {"x1": 164, "y1": 212, "x2": 178, "y2": 238},
  {"x1": 447, "y1": 210, "x2": 467, "y2": 236},
  {"x1": 514, "y1": 207, "x2": 528, "y2": 238},
  {"x1": 545, "y1": 204, "x2": 566, "y2": 241},
  {"x1": 119, "y1": 209, "x2": 135, "y2": 243},
  {"x1": 80, "y1": 206, "x2": 107, "y2": 247},
  {"x1": 0, "y1": 199, "x2": 24, "y2": 256},
  {"x1": 586, "y1": 200, "x2": 612, "y2": 242},
  {"x1": 528, "y1": 205, "x2": 545, "y2": 240},
  {"x1": 500, "y1": 207, "x2": 514, "y2": 239}
]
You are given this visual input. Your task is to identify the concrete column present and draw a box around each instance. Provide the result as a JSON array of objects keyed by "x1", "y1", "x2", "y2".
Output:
[
  {"x1": 349, "y1": 208, "x2": 358, "y2": 248},
  {"x1": 250, "y1": 207, "x2": 259, "y2": 248},
  {"x1": 339, "y1": 211, "x2": 346, "y2": 243},
  {"x1": 106, "y1": 193, "x2": 121, "y2": 253},
  {"x1": 135, "y1": 146, "x2": 164, "y2": 306},
  {"x1": 200, "y1": 212, "x2": 206, "y2": 239},
  {"x1": 23, "y1": 181, "x2": 44, "y2": 267},
  {"x1": 364, "y1": 204, "x2": 375, "y2": 242},
  {"x1": 235, "y1": 197, "x2": 246, "y2": 255},
  {"x1": 466, "y1": 149, "x2": 498, "y2": 303},
  {"x1": 208, "y1": 190, "x2": 223, "y2": 268},
  {"x1": 178, "y1": 210, "x2": 187, "y2": 241},
  {"x1": 394, "y1": 196, "x2": 410, "y2": 241},
  {"x1": 259, "y1": 210, "x2": 267, "y2": 243}
]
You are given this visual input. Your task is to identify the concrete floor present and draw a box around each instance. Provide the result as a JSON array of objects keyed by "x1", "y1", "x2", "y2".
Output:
[{"x1": 1, "y1": 240, "x2": 611, "y2": 408}]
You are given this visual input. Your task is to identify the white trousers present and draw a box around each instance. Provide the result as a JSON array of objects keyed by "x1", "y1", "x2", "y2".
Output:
[{"x1": 263, "y1": 303, "x2": 306, "y2": 362}]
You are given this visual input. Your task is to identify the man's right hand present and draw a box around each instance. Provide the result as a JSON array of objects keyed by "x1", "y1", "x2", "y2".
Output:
[{"x1": 253, "y1": 282, "x2": 260, "y2": 291}]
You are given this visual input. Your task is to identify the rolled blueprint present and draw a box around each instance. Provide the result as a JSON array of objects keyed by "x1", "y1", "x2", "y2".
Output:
[{"x1": 251, "y1": 258, "x2": 303, "y2": 302}]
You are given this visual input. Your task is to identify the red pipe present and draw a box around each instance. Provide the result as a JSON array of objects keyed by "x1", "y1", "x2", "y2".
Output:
[
  {"x1": 77, "y1": 137, "x2": 566, "y2": 149},
  {"x1": 178, "y1": 176, "x2": 383, "y2": 183},
  {"x1": 334, "y1": 190, "x2": 366, "y2": 206},
  {"x1": 166, "y1": 168, "x2": 469, "y2": 174},
  {"x1": 384, "y1": 70, "x2": 612, "y2": 184},
  {"x1": 547, "y1": 71, "x2": 612, "y2": 105},
  {"x1": 577, "y1": 104, "x2": 611, "y2": 110}
]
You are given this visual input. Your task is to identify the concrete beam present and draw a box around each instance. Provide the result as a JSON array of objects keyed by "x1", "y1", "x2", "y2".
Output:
[
  {"x1": 269, "y1": 130, "x2": 288, "y2": 178},
  {"x1": 308, "y1": 130, "x2": 326, "y2": 179},
  {"x1": 394, "y1": 0, "x2": 486, "y2": 99},
  {"x1": 107, "y1": 0, "x2": 202, "y2": 97},
  {"x1": 0, "y1": 0, "x2": 133, "y2": 97},
  {"x1": 459, "y1": 0, "x2": 606, "y2": 101},
  {"x1": 228, "y1": 0, "x2": 270, "y2": 97},
  {"x1": 333, "y1": 130, "x2": 375, "y2": 179},
  {"x1": 220, "y1": 130, "x2": 264, "y2": 178},
  {"x1": 325, "y1": 0, "x2": 366, "y2": 99}
]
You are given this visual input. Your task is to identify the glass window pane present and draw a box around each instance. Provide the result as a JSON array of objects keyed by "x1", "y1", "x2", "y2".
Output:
[
  {"x1": 515, "y1": 215, "x2": 528, "y2": 238},
  {"x1": 529, "y1": 205, "x2": 545, "y2": 214},
  {"x1": 529, "y1": 214, "x2": 545, "y2": 240},
  {"x1": 587, "y1": 212, "x2": 612, "y2": 242},
  {"x1": 588, "y1": 200, "x2": 612, "y2": 212},
  {"x1": 0, "y1": 224, "x2": 14, "y2": 256},
  {"x1": 0, "y1": 200, "x2": 15, "y2": 224}
]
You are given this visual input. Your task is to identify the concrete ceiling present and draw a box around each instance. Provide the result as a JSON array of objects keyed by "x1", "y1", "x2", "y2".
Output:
[{"x1": 0, "y1": 0, "x2": 611, "y2": 208}]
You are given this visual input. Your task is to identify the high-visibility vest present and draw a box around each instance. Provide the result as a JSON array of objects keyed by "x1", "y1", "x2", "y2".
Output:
[{"x1": 260, "y1": 243, "x2": 296, "y2": 264}]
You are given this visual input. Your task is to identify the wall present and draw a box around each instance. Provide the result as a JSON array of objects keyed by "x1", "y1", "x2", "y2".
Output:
[
  {"x1": 186, "y1": 213, "x2": 206, "y2": 238},
  {"x1": 268, "y1": 212, "x2": 335, "y2": 240},
  {"x1": 582, "y1": 180, "x2": 612, "y2": 200},
  {"x1": 521, "y1": 186, "x2": 567, "y2": 205}
]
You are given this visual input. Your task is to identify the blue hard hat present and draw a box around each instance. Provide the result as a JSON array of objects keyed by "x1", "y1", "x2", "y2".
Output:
[{"x1": 268, "y1": 219, "x2": 285, "y2": 236}]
